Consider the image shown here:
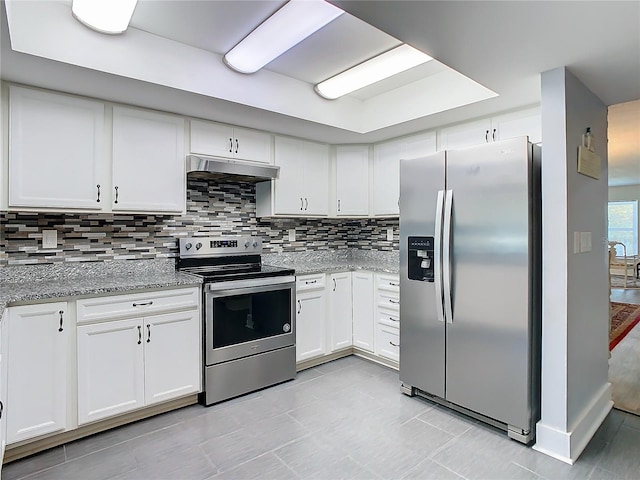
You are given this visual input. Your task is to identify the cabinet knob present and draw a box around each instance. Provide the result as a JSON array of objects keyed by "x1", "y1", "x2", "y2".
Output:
[
  {"x1": 185, "y1": 242, "x2": 193, "y2": 250},
  {"x1": 195, "y1": 242, "x2": 203, "y2": 250}
]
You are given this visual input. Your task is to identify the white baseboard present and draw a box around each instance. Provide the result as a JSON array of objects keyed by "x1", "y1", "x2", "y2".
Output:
[{"x1": 533, "y1": 382, "x2": 613, "y2": 464}]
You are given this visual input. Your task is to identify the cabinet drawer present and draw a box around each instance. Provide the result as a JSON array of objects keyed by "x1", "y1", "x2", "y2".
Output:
[
  {"x1": 377, "y1": 291, "x2": 400, "y2": 312},
  {"x1": 376, "y1": 274, "x2": 400, "y2": 293},
  {"x1": 376, "y1": 323, "x2": 399, "y2": 363},
  {"x1": 77, "y1": 287, "x2": 199, "y2": 324},
  {"x1": 378, "y1": 313, "x2": 400, "y2": 328},
  {"x1": 296, "y1": 274, "x2": 325, "y2": 292}
]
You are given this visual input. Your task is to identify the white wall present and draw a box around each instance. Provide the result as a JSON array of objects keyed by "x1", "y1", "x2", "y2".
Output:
[
  {"x1": 535, "y1": 67, "x2": 611, "y2": 464},
  {"x1": 609, "y1": 184, "x2": 640, "y2": 254}
]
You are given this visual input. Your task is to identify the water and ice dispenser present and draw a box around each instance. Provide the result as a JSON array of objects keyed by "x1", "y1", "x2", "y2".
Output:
[{"x1": 407, "y1": 236, "x2": 434, "y2": 282}]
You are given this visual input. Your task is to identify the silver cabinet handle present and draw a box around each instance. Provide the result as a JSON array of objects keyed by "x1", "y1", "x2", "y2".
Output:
[
  {"x1": 338, "y1": 199, "x2": 341, "y2": 211},
  {"x1": 133, "y1": 301, "x2": 153, "y2": 307},
  {"x1": 146, "y1": 324, "x2": 151, "y2": 343},
  {"x1": 137, "y1": 325, "x2": 142, "y2": 345},
  {"x1": 235, "y1": 138, "x2": 239, "y2": 154},
  {"x1": 389, "y1": 299, "x2": 399, "y2": 304},
  {"x1": 389, "y1": 341, "x2": 399, "y2": 347},
  {"x1": 389, "y1": 316, "x2": 399, "y2": 322},
  {"x1": 96, "y1": 184, "x2": 101, "y2": 203},
  {"x1": 492, "y1": 128, "x2": 496, "y2": 141},
  {"x1": 229, "y1": 138, "x2": 233, "y2": 153},
  {"x1": 114, "y1": 186, "x2": 119, "y2": 204},
  {"x1": 58, "y1": 310, "x2": 64, "y2": 332},
  {"x1": 300, "y1": 197, "x2": 304, "y2": 211},
  {"x1": 333, "y1": 278, "x2": 336, "y2": 291},
  {"x1": 485, "y1": 129, "x2": 489, "y2": 142},
  {"x1": 389, "y1": 282, "x2": 399, "y2": 287},
  {"x1": 304, "y1": 198, "x2": 308, "y2": 210},
  {"x1": 297, "y1": 300, "x2": 301, "y2": 314},
  {"x1": 305, "y1": 280, "x2": 317, "y2": 285}
]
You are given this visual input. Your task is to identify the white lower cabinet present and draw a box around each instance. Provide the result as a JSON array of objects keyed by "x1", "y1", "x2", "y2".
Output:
[
  {"x1": 374, "y1": 273, "x2": 400, "y2": 364},
  {"x1": 1, "y1": 314, "x2": 9, "y2": 465},
  {"x1": 5, "y1": 302, "x2": 70, "y2": 444},
  {"x1": 328, "y1": 272, "x2": 353, "y2": 352},
  {"x1": 352, "y1": 272, "x2": 374, "y2": 352},
  {"x1": 376, "y1": 320, "x2": 400, "y2": 363},
  {"x1": 77, "y1": 290, "x2": 200, "y2": 425},
  {"x1": 296, "y1": 274, "x2": 327, "y2": 362}
]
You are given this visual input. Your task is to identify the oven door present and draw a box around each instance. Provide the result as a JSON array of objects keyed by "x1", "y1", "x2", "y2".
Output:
[{"x1": 205, "y1": 276, "x2": 295, "y2": 365}]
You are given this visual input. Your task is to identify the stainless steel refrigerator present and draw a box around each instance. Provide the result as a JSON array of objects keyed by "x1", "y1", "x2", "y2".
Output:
[{"x1": 399, "y1": 136, "x2": 541, "y2": 443}]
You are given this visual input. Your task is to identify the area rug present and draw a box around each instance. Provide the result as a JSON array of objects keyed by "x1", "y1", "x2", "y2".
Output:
[
  {"x1": 610, "y1": 302, "x2": 640, "y2": 350},
  {"x1": 610, "y1": 274, "x2": 640, "y2": 289}
]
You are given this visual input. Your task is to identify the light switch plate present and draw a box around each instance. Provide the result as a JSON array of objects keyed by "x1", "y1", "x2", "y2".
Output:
[
  {"x1": 288, "y1": 229, "x2": 296, "y2": 242},
  {"x1": 580, "y1": 231, "x2": 592, "y2": 252},
  {"x1": 386, "y1": 228, "x2": 394, "y2": 242},
  {"x1": 42, "y1": 230, "x2": 57, "y2": 249}
]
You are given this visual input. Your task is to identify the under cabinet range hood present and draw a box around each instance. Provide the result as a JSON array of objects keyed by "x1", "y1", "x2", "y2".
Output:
[{"x1": 186, "y1": 155, "x2": 279, "y2": 182}]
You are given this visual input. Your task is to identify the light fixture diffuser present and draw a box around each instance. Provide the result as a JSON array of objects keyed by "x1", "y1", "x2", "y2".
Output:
[
  {"x1": 315, "y1": 44, "x2": 433, "y2": 100},
  {"x1": 224, "y1": 0, "x2": 344, "y2": 74},
  {"x1": 72, "y1": 0, "x2": 138, "y2": 35}
]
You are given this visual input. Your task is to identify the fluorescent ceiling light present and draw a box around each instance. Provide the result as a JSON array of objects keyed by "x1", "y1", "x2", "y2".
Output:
[
  {"x1": 72, "y1": 0, "x2": 138, "y2": 35},
  {"x1": 315, "y1": 44, "x2": 433, "y2": 100},
  {"x1": 224, "y1": 0, "x2": 344, "y2": 74}
]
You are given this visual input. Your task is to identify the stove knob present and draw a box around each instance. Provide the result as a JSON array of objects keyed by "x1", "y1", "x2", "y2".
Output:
[
  {"x1": 244, "y1": 241, "x2": 250, "y2": 248},
  {"x1": 195, "y1": 242, "x2": 202, "y2": 250},
  {"x1": 185, "y1": 242, "x2": 192, "y2": 250},
  {"x1": 252, "y1": 241, "x2": 259, "y2": 248}
]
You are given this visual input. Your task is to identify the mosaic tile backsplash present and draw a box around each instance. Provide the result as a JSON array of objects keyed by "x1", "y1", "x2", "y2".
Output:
[{"x1": 0, "y1": 178, "x2": 399, "y2": 266}]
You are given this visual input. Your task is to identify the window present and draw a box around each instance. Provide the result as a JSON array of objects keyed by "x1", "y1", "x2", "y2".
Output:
[{"x1": 608, "y1": 200, "x2": 638, "y2": 256}]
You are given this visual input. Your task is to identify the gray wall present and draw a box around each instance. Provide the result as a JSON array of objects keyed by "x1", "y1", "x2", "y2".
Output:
[
  {"x1": 535, "y1": 67, "x2": 610, "y2": 463},
  {"x1": 0, "y1": 178, "x2": 399, "y2": 266}
]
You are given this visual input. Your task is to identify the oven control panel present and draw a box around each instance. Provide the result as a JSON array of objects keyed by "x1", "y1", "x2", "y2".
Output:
[{"x1": 179, "y1": 236, "x2": 262, "y2": 257}]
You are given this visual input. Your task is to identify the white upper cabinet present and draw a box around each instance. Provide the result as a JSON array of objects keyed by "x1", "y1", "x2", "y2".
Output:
[
  {"x1": 335, "y1": 145, "x2": 369, "y2": 216},
  {"x1": 438, "y1": 118, "x2": 493, "y2": 151},
  {"x1": 112, "y1": 106, "x2": 185, "y2": 213},
  {"x1": 190, "y1": 119, "x2": 272, "y2": 164},
  {"x1": 373, "y1": 132, "x2": 436, "y2": 216},
  {"x1": 8, "y1": 86, "x2": 105, "y2": 210},
  {"x1": 438, "y1": 108, "x2": 541, "y2": 151},
  {"x1": 492, "y1": 107, "x2": 542, "y2": 144},
  {"x1": 256, "y1": 136, "x2": 329, "y2": 216}
]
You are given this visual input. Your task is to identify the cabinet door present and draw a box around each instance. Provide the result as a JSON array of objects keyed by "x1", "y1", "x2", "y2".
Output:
[
  {"x1": 0, "y1": 317, "x2": 7, "y2": 462},
  {"x1": 302, "y1": 141, "x2": 330, "y2": 215},
  {"x1": 404, "y1": 131, "x2": 437, "y2": 159},
  {"x1": 9, "y1": 86, "x2": 105, "y2": 209},
  {"x1": 6, "y1": 302, "x2": 69, "y2": 443},
  {"x1": 375, "y1": 322, "x2": 400, "y2": 363},
  {"x1": 352, "y1": 272, "x2": 374, "y2": 352},
  {"x1": 373, "y1": 139, "x2": 403, "y2": 216},
  {"x1": 296, "y1": 290, "x2": 326, "y2": 362},
  {"x1": 77, "y1": 318, "x2": 145, "y2": 425},
  {"x1": 274, "y1": 136, "x2": 304, "y2": 215},
  {"x1": 233, "y1": 127, "x2": 272, "y2": 164},
  {"x1": 190, "y1": 120, "x2": 234, "y2": 158},
  {"x1": 112, "y1": 106, "x2": 185, "y2": 213},
  {"x1": 328, "y1": 273, "x2": 353, "y2": 352},
  {"x1": 437, "y1": 118, "x2": 492, "y2": 151},
  {"x1": 144, "y1": 310, "x2": 200, "y2": 406},
  {"x1": 336, "y1": 145, "x2": 369, "y2": 216},
  {"x1": 493, "y1": 108, "x2": 541, "y2": 144}
]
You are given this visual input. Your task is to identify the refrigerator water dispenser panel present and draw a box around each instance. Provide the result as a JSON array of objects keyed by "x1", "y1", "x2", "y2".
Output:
[{"x1": 408, "y1": 236, "x2": 434, "y2": 282}]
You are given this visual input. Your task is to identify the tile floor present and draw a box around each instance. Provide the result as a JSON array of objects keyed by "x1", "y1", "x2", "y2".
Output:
[{"x1": 3, "y1": 356, "x2": 640, "y2": 480}]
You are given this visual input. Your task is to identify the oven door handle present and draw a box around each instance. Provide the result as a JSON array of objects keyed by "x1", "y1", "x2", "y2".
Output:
[{"x1": 206, "y1": 275, "x2": 296, "y2": 293}]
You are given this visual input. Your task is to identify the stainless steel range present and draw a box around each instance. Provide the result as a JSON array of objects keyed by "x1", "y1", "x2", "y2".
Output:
[{"x1": 177, "y1": 236, "x2": 296, "y2": 405}]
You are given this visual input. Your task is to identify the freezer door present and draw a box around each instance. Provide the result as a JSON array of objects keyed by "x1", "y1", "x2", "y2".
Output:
[
  {"x1": 444, "y1": 137, "x2": 534, "y2": 430},
  {"x1": 399, "y1": 151, "x2": 446, "y2": 398}
]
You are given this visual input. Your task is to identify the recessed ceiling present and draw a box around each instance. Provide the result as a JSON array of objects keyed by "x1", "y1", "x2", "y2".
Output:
[{"x1": 608, "y1": 100, "x2": 640, "y2": 187}]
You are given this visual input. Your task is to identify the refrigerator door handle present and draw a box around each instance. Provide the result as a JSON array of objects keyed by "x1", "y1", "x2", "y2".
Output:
[
  {"x1": 443, "y1": 189, "x2": 454, "y2": 324},
  {"x1": 434, "y1": 190, "x2": 445, "y2": 323}
]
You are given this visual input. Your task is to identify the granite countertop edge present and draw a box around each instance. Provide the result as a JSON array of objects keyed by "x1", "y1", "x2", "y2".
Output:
[{"x1": 0, "y1": 272, "x2": 202, "y2": 322}]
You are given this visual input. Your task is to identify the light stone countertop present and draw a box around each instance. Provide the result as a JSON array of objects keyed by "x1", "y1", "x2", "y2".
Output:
[
  {"x1": 263, "y1": 249, "x2": 399, "y2": 276},
  {"x1": 0, "y1": 259, "x2": 202, "y2": 322}
]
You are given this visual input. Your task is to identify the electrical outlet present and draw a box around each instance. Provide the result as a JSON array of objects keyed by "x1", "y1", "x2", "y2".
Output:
[
  {"x1": 288, "y1": 229, "x2": 296, "y2": 242},
  {"x1": 386, "y1": 228, "x2": 394, "y2": 242},
  {"x1": 580, "y1": 231, "x2": 592, "y2": 252},
  {"x1": 42, "y1": 230, "x2": 57, "y2": 249}
]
